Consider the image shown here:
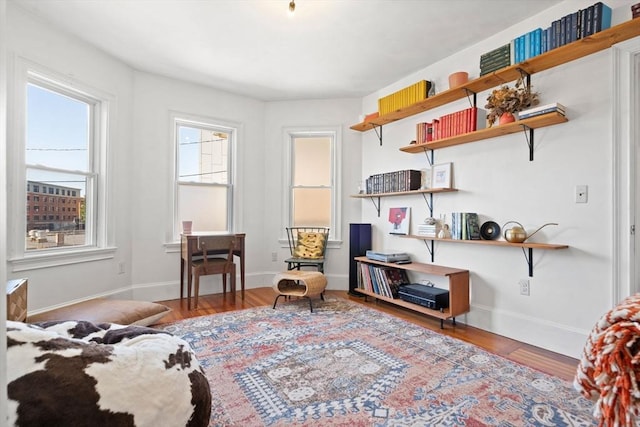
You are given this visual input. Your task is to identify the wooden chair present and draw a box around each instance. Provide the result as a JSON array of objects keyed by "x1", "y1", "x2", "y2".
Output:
[
  {"x1": 285, "y1": 227, "x2": 329, "y2": 273},
  {"x1": 189, "y1": 235, "x2": 236, "y2": 309}
]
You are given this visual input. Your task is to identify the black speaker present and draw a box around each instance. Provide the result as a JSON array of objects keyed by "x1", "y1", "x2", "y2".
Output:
[{"x1": 349, "y1": 223, "x2": 372, "y2": 295}]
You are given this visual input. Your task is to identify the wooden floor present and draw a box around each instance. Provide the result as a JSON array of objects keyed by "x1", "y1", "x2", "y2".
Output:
[{"x1": 154, "y1": 287, "x2": 580, "y2": 382}]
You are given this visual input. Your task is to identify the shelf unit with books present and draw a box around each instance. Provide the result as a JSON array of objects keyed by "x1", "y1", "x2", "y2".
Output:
[
  {"x1": 403, "y1": 234, "x2": 568, "y2": 277},
  {"x1": 351, "y1": 18, "x2": 640, "y2": 132},
  {"x1": 354, "y1": 256, "x2": 470, "y2": 328},
  {"x1": 399, "y1": 111, "x2": 568, "y2": 161},
  {"x1": 350, "y1": 187, "x2": 458, "y2": 217}
]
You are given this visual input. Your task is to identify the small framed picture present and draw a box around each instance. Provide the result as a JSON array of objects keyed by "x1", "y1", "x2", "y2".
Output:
[
  {"x1": 431, "y1": 162, "x2": 452, "y2": 189},
  {"x1": 388, "y1": 207, "x2": 411, "y2": 235}
]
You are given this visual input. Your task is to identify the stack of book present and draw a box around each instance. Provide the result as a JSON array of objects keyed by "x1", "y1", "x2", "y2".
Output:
[
  {"x1": 365, "y1": 169, "x2": 422, "y2": 194},
  {"x1": 480, "y1": 44, "x2": 511, "y2": 76},
  {"x1": 378, "y1": 80, "x2": 434, "y2": 116},
  {"x1": 450, "y1": 212, "x2": 481, "y2": 240},
  {"x1": 633, "y1": 2, "x2": 640, "y2": 18},
  {"x1": 518, "y1": 102, "x2": 566, "y2": 120},
  {"x1": 416, "y1": 223, "x2": 442, "y2": 238}
]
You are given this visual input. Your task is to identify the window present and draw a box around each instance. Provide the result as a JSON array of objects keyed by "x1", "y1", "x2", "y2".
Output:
[
  {"x1": 9, "y1": 62, "x2": 110, "y2": 262},
  {"x1": 286, "y1": 128, "x2": 341, "y2": 241},
  {"x1": 173, "y1": 115, "x2": 235, "y2": 239}
]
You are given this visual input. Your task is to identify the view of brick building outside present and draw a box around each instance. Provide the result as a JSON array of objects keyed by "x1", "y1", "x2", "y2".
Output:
[{"x1": 26, "y1": 180, "x2": 84, "y2": 231}]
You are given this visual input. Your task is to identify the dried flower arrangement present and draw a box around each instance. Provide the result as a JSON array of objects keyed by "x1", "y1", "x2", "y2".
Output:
[{"x1": 485, "y1": 77, "x2": 540, "y2": 126}]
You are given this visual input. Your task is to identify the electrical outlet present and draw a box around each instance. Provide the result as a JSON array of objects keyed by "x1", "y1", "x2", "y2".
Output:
[
  {"x1": 575, "y1": 185, "x2": 588, "y2": 203},
  {"x1": 519, "y1": 279, "x2": 530, "y2": 296},
  {"x1": 271, "y1": 252, "x2": 278, "y2": 262}
]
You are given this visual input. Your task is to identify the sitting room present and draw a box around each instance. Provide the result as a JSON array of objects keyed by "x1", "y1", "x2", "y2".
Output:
[{"x1": 2, "y1": 0, "x2": 640, "y2": 425}]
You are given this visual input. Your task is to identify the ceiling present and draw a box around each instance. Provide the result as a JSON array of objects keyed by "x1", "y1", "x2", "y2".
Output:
[{"x1": 12, "y1": 0, "x2": 562, "y2": 101}]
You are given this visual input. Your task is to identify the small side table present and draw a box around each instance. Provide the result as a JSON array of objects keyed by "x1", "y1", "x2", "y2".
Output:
[
  {"x1": 272, "y1": 271, "x2": 327, "y2": 312},
  {"x1": 7, "y1": 278, "x2": 28, "y2": 322}
]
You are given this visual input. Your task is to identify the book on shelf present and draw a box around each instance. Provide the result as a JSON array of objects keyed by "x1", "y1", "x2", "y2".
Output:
[
  {"x1": 416, "y1": 223, "x2": 442, "y2": 238},
  {"x1": 428, "y1": 107, "x2": 486, "y2": 141},
  {"x1": 365, "y1": 169, "x2": 422, "y2": 194},
  {"x1": 358, "y1": 262, "x2": 410, "y2": 298},
  {"x1": 593, "y1": 2, "x2": 612, "y2": 33},
  {"x1": 518, "y1": 102, "x2": 566, "y2": 120},
  {"x1": 450, "y1": 212, "x2": 481, "y2": 240},
  {"x1": 377, "y1": 80, "x2": 433, "y2": 116}
]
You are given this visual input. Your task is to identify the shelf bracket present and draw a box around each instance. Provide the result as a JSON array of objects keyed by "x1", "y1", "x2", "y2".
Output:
[
  {"x1": 463, "y1": 88, "x2": 477, "y2": 108},
  {"x1": 520, "y1": 124, "x2": 534, "y2": 161},
  {"x1": 372, "y1": 124, "x2": 383, "y2": 146},
  {"x1": 521, "y1": 247, "x2": 534, "y2": 277},
  {"x1": 422, "y1": 147, "x2": 434, "y2": 166},
  {"x1": 422, "y1": 239, "x2": 435, "y2": 262},
  {"x1": 367, "y1": 196, "x2": 381, "y2": 217},
  {"x1": 421, "y1": 192, "x2": 434, "y2": 217},
  {"x1": 516, "y1": 68, "x2": 531, "y2": 86}
]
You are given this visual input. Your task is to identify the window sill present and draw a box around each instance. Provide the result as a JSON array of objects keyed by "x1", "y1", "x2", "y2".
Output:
[{"x1": 8, "y1": 246, "x2": 117, "y2": 272}]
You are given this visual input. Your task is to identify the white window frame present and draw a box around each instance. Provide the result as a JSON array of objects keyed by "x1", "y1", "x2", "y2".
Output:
[
  {"x1": 7, "y1": 58, "x2": 114, "y2": 271},
  {"x1": 170, "y1": 111, "x2": 238, "y2": 242},
  {"x1": 283, "y1": 126, "x2": 342, "y2": 244}
]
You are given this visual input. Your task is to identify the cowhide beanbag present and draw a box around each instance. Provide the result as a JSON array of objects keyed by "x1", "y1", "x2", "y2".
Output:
[{"x1": 7, "y1": 320, "x2": 211, "y2": 427}]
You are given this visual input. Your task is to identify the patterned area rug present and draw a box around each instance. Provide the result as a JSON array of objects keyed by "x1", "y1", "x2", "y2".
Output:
[{"x1": 162, "y1": 297, "x2": 596, "y2": 426}]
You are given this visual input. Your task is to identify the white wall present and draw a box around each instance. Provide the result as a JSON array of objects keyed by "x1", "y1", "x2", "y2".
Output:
[
  {"x1": 129, "y1": 72, "x2": 267, "y2": 300},
  {"x1": 5, "y1": 3, "x2": 135, "y2": 310},
  {"x1": 263, "y1": 98, "x2": 363, "y2": 289},
  {"x1": 357, "y1": 0, "x2": 637, "y2": 356}
]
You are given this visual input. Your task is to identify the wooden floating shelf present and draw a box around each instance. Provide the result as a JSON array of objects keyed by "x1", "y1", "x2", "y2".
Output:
[
  {"x1": 399, "y1": 112, "x2": 568, "y2": 153},
  {"x1": 350, "y1": 188, "x2": 458, "y2": 198},
  {"x1": 403, "y1": 234, "x2": 568, "y2": 250},
  {"x1": 350, "y1": 19, "x2": 640, "y2": 132}
]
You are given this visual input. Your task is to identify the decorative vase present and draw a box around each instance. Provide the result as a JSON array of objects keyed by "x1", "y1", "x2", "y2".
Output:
[
  {"x1": 499, "y1": 112, "x2": 516, "y2": 124},
  {"x1": 448, "y1": 71, "x2": 468, "y2": 89}
]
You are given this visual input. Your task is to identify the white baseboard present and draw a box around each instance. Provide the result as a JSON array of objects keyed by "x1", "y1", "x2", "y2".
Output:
[{"x1": 467, "y1": 302, "x2": 590, "y2": 358}]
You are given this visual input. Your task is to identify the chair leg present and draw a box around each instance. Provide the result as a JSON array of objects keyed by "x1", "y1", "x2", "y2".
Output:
[
  {"x1": 194, "y1": 274, "x2": 200, "y2": 310},
  {"x1": 308, "y1": 297, "x2": 314, "y2": 313},
  {"x1": 231, "y1": 265, "x2": 236, "y2": 293},
  {"x1": 273, "y1": 294, "x2": 284, "y2": 309},
  {"x1": 187, "y1": 271, "x2": 193, "y2": 310},
  {"x1": 222, "y1": 274, "x2": 227, "y2": 294}
]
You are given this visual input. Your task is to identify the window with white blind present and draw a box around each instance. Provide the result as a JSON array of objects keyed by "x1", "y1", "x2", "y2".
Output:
[{"x1": 174, "y1": 115, "x2": 235, "y2": 239}]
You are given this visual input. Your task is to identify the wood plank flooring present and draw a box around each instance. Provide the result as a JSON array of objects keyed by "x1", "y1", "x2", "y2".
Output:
[{"x1": 154, "y1": 287, "x2": 580, "y2": 382}]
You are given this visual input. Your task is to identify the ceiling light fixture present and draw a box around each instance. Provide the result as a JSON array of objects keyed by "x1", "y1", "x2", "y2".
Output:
[{"x1": 289, "y1": 0, "x2": 295, "y2": 14}]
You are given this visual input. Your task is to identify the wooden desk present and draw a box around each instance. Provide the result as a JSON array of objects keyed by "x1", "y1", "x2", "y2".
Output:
[{"x1": 181, "y1": 233, "x2": 246, "y2": 301}]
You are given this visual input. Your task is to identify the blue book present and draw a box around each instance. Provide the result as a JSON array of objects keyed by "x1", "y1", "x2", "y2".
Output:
[
  {"x1": 569, "y1": 11, "x2": 579, "y2": 43},
  {"x1": 585, "y1": 5, "x2": 595, "y2": 36},
  {"x1": 578, "y1": 9, "x2": 586, "y2": 39},
  {"x1": 553, "y1": 19, "x2": 561, "y2": 48},
  {"x1": 593, "y1": 2, "x2": 612, "y2": 33},
  {"x1": 541, "y1": 28, "x2": 547, "y2": 54},
  {"x1": 517, "y1": 35, "x2": 525, "y2": 62},
  {"x1": 524, "y1": 31, "x2": 531, "y2": 60},
  {"x1": 533, "y1": 28, "x2": 542, "y2": 56}
]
